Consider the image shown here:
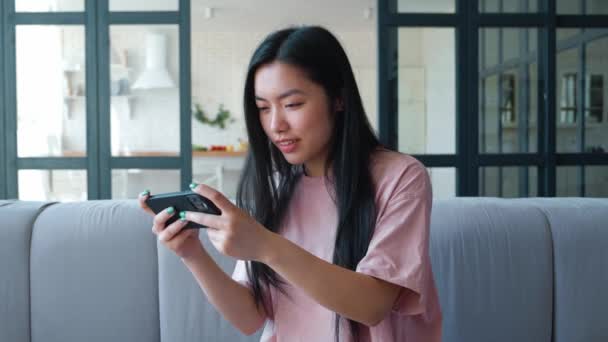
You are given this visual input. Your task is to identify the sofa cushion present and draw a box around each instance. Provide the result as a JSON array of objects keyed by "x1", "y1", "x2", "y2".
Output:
[
  {"x1": 527, "y1": 198, "x2": 608, "y2": 342},
  {"x1": 158, "y1": 229, "x2": 261, "y2": 341},
  {"x1": 0, "y1": 201, "x2": 54, "y2": 342},
  {"x1": 430, "y1": 198, "x2": 553, "y2": 342},
  {"x1": 29, "y1": 200, "x2": 159, "y2": 342}
]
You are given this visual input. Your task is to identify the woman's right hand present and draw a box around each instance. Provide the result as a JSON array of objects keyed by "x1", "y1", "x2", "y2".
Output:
[{"x1": 138, "y1": 190, "x2": 205, "y2": 260}]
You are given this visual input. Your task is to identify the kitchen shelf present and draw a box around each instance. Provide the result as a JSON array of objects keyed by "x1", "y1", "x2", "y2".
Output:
[
  {"x1": 63, "y1": 62, "x2": 134, "y2": 119},
  {"x1": 63, "y1": 64, "x2": 132, "y2": 73},
  {"x1": 64, "y1": 95, "x2": 135, "y2": 100},
  {"x1": 63, "y1": 95, "x2": 136, "y2": 119}
]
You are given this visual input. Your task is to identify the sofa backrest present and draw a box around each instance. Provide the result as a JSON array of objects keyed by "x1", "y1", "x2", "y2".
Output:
[
  {"x1": 430, "y1": 198, "x2": 554, "y2": 342},
  {"x1": 0, "y1": 199, "x2": 258, "y2": 342},
  {"x1": 525, "y1": 198, "x2": 608, "y2": 342},
  {"x1": 1, "y1": 198, "x2": 607, "y2": 342},
  {"x1": 0, "y1": 201, "x2": 52, "y2": 342},
  {"x1": 29, "y1": 200, "x2": 162, "y2": 342}
]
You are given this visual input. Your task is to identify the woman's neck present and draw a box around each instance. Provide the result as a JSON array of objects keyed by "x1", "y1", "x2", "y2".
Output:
[{"x1": 303, "y1": 162, "x2": 331, "y2": 178}]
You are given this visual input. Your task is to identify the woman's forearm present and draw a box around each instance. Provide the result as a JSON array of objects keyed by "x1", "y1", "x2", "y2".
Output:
[
  {"x1": 261, "y1": 233, "x2": 402, "y2": 327},
  {"x1": 182, "y1": 248, "x2": 267, "y2": 335}
]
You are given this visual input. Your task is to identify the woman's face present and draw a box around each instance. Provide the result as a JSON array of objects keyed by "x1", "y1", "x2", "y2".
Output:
[{"x1": 254, "y1": 61, "x2": 336, "y2": 177}]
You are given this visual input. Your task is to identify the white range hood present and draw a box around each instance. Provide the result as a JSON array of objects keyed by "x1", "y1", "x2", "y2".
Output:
[{"x1": 132, "y1": 33, "x2": 175, "y2": 89}]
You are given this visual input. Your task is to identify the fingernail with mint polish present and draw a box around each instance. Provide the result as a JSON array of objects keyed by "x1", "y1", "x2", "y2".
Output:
[
  {"x1": 189, "y1": 182, "x2": 198, "y2": 190},
  {"x1": 179, "y1": 211, "x2": 187, "y2": 221},
  {"x1": 140, "y1": 189, "x2": 150, "y2": 197},
  {"x1": 166, "y1": 207, "x2": 175, "y2": 215}
]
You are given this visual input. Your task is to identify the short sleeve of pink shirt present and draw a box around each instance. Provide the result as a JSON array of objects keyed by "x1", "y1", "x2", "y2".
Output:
[
  {"x1": 231, "y1": 149, "x2": 442, "y2": 342},
  {"x1": 355, "y1": 150, "x2": 442, "y2": 341}
]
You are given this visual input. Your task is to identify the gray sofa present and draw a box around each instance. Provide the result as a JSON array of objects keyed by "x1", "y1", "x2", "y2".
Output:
[{"x1": 1, "y1": 198, "x2": 607, "y2": 342}]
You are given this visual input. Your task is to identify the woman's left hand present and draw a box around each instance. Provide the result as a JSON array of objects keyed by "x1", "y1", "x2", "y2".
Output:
[{"x1": 175, "y1": 183, "x2": 275, "y2": 262}]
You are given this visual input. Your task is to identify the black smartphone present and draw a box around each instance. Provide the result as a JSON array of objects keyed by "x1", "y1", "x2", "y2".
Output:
[{"x1": 145, "y1": 190, "x2": 222, "y2": 229}]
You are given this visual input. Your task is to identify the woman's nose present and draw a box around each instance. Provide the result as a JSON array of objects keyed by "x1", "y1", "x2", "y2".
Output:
[{"x1": 270, "y1": 109, "x2": 288, "y2": 132}]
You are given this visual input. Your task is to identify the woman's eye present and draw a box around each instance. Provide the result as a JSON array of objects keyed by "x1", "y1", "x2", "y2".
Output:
[
  {"x1": 258, "y1": 107, "x2": 269, "y2": 113},
  {"x1": 286, "y1": 103, "x2": 303, "y2": 109}
]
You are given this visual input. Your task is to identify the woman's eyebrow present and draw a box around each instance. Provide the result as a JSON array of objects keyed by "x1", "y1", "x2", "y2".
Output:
[{"x1": 255, "y1": 89, "x2": 306, "y2": 102}]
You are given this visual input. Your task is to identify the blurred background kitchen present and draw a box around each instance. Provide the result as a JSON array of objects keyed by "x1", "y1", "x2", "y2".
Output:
[{"x1": 2, "y1": 0, "x2": 607, "y2": 201}]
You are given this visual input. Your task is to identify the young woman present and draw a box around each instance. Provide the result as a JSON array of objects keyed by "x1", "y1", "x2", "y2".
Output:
[{"x1": 139, "y1": 26, "x2": 441, "y2": 342}]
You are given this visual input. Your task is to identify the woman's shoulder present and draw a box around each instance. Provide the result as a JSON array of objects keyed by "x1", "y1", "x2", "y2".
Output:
[
  {"x1": 370, "y1": 147, "x2": 430, "y2": 198},
  {"x1": 370, "y1": 147, "x2": 427, "y2": 179}
]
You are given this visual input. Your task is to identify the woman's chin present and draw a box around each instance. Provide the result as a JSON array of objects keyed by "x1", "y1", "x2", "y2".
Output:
[{"x1": 281, "y1": 152, "x2": 305, "y2": 165}]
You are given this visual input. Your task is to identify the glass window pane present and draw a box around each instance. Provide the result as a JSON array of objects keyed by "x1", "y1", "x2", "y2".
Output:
[
  {"x1": 479, "y1": 167, "x2": 537, "y2": 197},
  {"x1": 16, "y1": 0, "x2": 84, "y2": 12},
  {"x1": 16, "y1": 26, "x2": 86, "y2": 157},
  {"x1": 529, "y1": 30, "x2": 537, "y2": 54},
  {"x1": 481, "y1": 75, "x2": 500, "y2": 153},
  {"x1": 558, "y1": 0, "x2": 608, "y2": 14},
  {"x1": 18, "y1": 170, "x2": 87, "y2": 201},
  {"x1": 112, "y1": 169, "x2": 180, "y2": 199},
  {"x1": 427, "y1": 167, "x2": 456, "y2": 199},
  {"x1": 556, "y1": 29, "x2": 608, "y2": 153},
  {"x1": 479, "y1": 28, "x2": 538, "y2": 154},
  {"x1": 529, "y1": 0, "x2": 539, "y2": 12},
  {"x1": 397, "y1": 28, "x2": 455, "y2": 154},
  {"x1": 481, "y1": 0, "x2": 499, "y2": 12},
  {"x1": 585, "y1": 31, "x2": 608, "y2": 153},
  {"x1": 587, "y1": 0, "x2": 608, "y2": 14},
  {"x1": 483, "y1": 29, "x2": 499, "y2": 71},
  {"x1": 110, "y1": 25, "x2": 179, "y2": 157},
  {"x1": 396, "y1": 0, "x2": 454, "y2": 13},
  {"x1": 557, "y1": 166, "x2": 608, "y2": 197},
  {"x1": 479, "y1": 0, "x2": 538, "y2": 12},
  {"x1": 556, "y1": 46, "x2": 578, "y2": 152},
  {"x1": 558, "y1": 0, "x2": 582, "y2": 14},
  {"x1": 502, "y1": 29, "x2": 520, "y2": 62},
  {"x1": 557, "y1": 166, "x2": 581, "y2": 196},
  {"x1": 480, "y1": 166, "x2": 499, "y2": 196},
  {"x1": 585, "y1": 166, "x2": 608, "y2": 197},
  {"x1": 557, "y1": 29, "x2": 581, "y2": 43},
  {"x1": 528, "y1": 63, "x2": 538, "y2": 152},
  {"x1": 110, "y1": 0, "x2": 178, "y2": 11}
]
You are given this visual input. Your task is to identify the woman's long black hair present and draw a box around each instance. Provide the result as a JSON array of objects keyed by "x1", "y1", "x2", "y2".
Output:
[{"x1": 236, "y1": 26, "x2": 382, "y2": 341}]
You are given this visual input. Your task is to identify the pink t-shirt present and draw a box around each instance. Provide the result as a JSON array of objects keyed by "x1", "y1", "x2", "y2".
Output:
[{"x1": 232, "y1": 149, "x2": 442, "y2": 341}]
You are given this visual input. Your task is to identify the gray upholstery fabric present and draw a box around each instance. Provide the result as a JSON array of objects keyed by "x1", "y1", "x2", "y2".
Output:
[
  {"x1": 0, "y1": 201, "x2": 54, "y2": 342},
  {"x1": 430, "y1": 198, "x2": 554, "y2": 342},
  {"x1": 2, "y1": 198, "x2": 607, "y2": 342},
  {"x1": 158, "y1": 230, "x2": 261, "y2": 341},
  {"x1": 527, "y1": 198, "x2": 608, "y2": 342},
  {"x1": 29, "y1": 200, "x2": 159, "y2": 342}
]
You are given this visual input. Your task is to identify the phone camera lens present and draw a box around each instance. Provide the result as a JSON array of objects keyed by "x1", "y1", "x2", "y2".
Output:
[{"x1": 188, "y1": 195, "x2": 208, "y2": 211}]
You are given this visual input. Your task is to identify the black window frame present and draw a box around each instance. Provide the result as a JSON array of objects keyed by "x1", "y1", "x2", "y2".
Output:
[
  {"x1": 0, "y1": 0, "x2": 191, "y2": 200},
  {"x1": 378, "y1": 0, "x2": 608, "y2": 197}
]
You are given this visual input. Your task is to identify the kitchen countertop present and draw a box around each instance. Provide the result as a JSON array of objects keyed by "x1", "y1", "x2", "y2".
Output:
[{"x1": 60, "y1": 150, "x2": 248, "y2": 157}]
